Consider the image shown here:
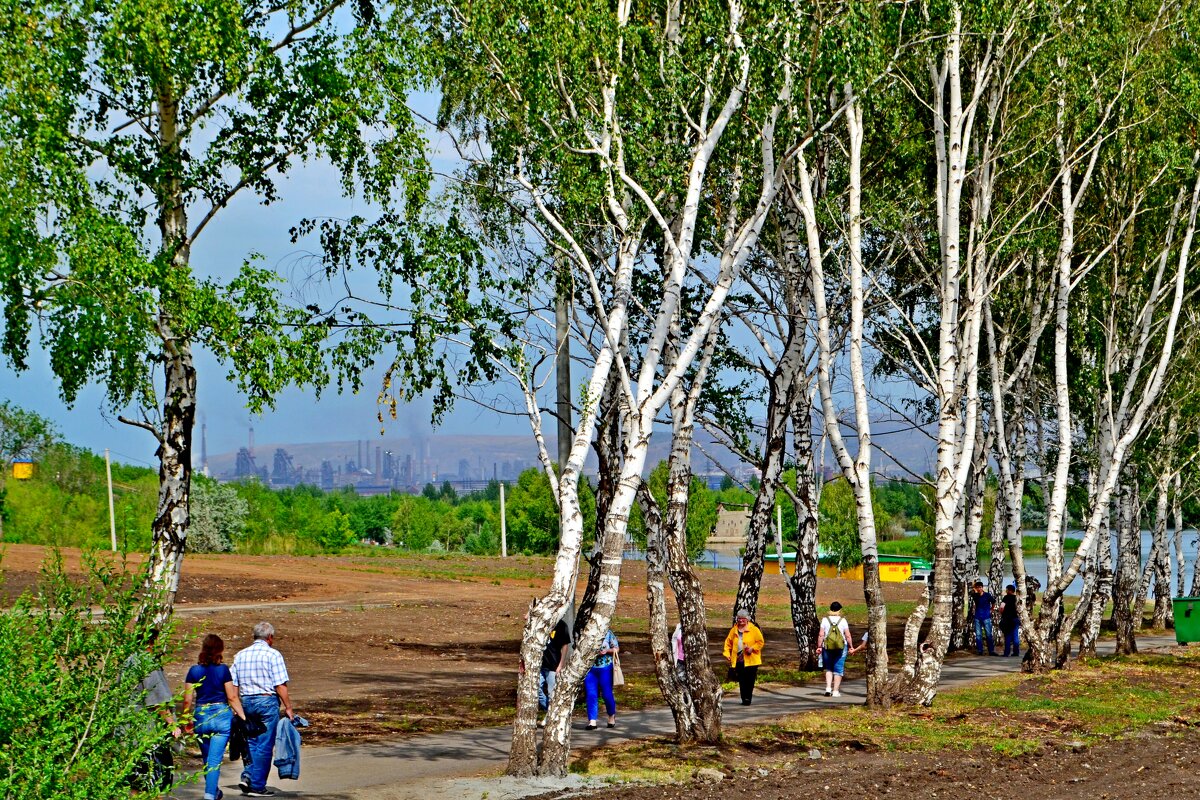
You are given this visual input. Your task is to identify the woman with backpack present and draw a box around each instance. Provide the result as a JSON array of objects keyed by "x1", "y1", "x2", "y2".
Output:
[{"x1": 816, "y1": 602, "x2": 853, "y2": 697}]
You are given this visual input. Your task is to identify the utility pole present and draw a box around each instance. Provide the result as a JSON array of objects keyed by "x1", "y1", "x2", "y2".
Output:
[
  {"x1": 105, "y1": 448, "x2": 117, "y2": 552},
  {"x1": 500, "y1": 481, "x2": 508, "y2": 558}
]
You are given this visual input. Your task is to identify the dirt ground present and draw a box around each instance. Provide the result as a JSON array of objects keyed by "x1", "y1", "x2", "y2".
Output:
[
  {"x1": 568, "y1": 723, "x2": 1200, "y2": 800},
  {"x1": 0, "y1": 544, "x2": 925, "y2": 743}
]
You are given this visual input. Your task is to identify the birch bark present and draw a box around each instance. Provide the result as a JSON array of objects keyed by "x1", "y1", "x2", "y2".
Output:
[{"x1": 793, "y1": 90, "x2": 892, "y2": 706}]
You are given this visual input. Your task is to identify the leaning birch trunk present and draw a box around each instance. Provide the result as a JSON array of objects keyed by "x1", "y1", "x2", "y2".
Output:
[
  {"x1": 734, "y1": 378, "x2": 792, "y2": 622},
  {"x1": 889, "y1": 3, "x2": 990, "y2": 703},
  {"x1": 639, "y1": 485, "x2": 697, "y2": 738},
  {"x1": 796, "y1": 90, "x2": 889, "y2": 707},
  {"x1": 509, "y1": 428, "x2": 610, "y2": 772},
  {"x1": 784, "y1": 384, "x2": 821, "y2": 671},
  {"x1": 657, "y1": 324, "x2": 725, "y2": 743},
  {"x1": 985, "y1": 297, "x2": 1043, "y2": 659}
]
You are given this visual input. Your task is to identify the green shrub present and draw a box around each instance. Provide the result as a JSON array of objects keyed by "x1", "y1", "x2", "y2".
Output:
[
  {"x1": 316, "y1": 509, "x2": 357, "y2": 551},
  {"x1": 0, "y1": 553, "x2": 188, "y2": 799}
]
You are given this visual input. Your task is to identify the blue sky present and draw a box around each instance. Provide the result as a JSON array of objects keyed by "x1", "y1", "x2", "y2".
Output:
[{"x1": 0, "y1": 141, "x2": 534, "y2": 469}]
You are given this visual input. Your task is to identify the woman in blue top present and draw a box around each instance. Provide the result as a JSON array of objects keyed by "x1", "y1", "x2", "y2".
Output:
[
  {"x1": 183, "y1": 634, "x2": 246, "y2": 800},
  {"x1": 584, "y1": 630, "x2": 619, "y2": 730}
]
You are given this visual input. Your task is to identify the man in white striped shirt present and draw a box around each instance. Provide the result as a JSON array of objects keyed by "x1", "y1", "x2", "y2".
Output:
[{"x1": 231, "y1": 622, "x2": 295, "y2": 797}]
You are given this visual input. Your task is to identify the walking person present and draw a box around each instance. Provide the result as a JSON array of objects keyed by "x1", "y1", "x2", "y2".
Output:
[
  {"x1": 816, "y1": 602, "x2": 853, "y2": 697},
  {"x1": 723, "y1": 609, "x2": 764, "y2": 705},
  {"x1": 232, "y1": 622, "x2": 295, "y2": 797},
  {"x1": 584, "y1": 629, "x2": 619, "y2": 730},
  {"x1": 537, "y1": 616, "x2": 571, "y2": 725},
  {"x1": 183, "y1": 634, "x2": 247, "y2": 800},
  {"x1": 972, "y1": 581, "x2": 997, "y2": 655},
  {"x1": 998, "y1": 584, "x2": 1020, "y2": 657},
  {"x1": 125, "y1": 636, "x2": 183, "y2": 793}
]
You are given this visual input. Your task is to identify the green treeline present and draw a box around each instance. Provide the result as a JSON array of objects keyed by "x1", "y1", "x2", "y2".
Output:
[
  {"x1": 2, "y1": 445, "x2": 159, "y2": 551},
  {"x1": 0, "y1": 443, "x2": 1121, "y2": 559}
]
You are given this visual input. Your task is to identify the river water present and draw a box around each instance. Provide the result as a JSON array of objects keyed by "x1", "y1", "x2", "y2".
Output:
[
  {"x1": 630, "y1": 529, "x2": 1200, "y2": 598},
  {"x1": 1013, "y1": 529, "x2": 1199, "y2": 597}
]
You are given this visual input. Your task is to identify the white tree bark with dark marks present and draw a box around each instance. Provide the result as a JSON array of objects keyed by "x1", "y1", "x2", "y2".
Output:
[
  {"x1": 1112, "y1": 479, "x2": 1143, "y2": 654},
  {"x1": 503, "y1": 1, "x2": 793, "y2": 772},
  {"x1": 792, "y1": 90, "x2": 893, "y2": 706},
  {"x1": 141, "y1": 83, "x2": 196, "y2": 626}
]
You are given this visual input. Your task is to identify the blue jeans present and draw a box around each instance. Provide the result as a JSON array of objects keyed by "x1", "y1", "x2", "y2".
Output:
[
  {"x1": 194, "y1": 703, "x2": 232, "y2": 799},
  {"x1": 974, "y1": 617, "x2": 995, "y2": 654},
  {"x1": 1003, "y1": 625, "x2": 1020, "y2": 656},
  {"x1": 538, "y1": 669, "x2": 557, "y2": 712},
  {"x1": 240, "y1": 695, "x2": 280, "y2": 792},
  {"x1": 584, "y1": 664, "x2": 616, "y2": 721}
]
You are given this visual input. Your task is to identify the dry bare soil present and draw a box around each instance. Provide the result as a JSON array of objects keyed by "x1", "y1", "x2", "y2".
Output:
[
  {"x1": 0, "y1": 543, "x2": 923, "y2": 744},
  {"x1": 7, "y1": 545, "x2": 1196, "y2": 797},
  {"x1": 578, "y1": 727, "x2": 1200, "y2": 800}
]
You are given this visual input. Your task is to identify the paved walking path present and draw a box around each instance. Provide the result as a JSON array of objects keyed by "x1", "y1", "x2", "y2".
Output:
[{"x1": 173, "y1": 634, "x2": 1179, "y2": 800}]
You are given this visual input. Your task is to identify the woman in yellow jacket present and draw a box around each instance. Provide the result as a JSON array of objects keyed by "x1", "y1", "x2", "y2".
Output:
[{"x1": 723, "y1": 609, "x2": 765, "y2": 705}]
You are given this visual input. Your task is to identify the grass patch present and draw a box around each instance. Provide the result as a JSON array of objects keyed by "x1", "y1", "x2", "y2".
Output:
[{"x1": 575, "y1": 647, "x2": 1200, "y2": 780}]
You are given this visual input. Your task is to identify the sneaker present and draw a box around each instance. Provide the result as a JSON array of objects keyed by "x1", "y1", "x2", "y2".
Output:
[
  {"x1": 238, "y1": 781, "x2": 250, "y2": 795},
  {"x1": 823, "y1": 690, "x2": 832, "y2": 697},
  {"x1": 831, "y1": 691, "x2": 841, "y2": 697},
  {"x1": 536, "y1": 717, "x2": 545, "y2": 729},
  {"x1": 244, "y1": 791, "x2": 275, "y2": 798},
  {"x1": 586, "y1": 722, "x2": 598, "y2": 730}
]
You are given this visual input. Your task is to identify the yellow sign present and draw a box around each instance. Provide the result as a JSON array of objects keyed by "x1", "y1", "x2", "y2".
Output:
[
  {"x1": 12, "y1": 461, "x2": 33, "y2": 480},
  {"x1": 815, "y1": 561, "x2": 913, "y2": 582}
]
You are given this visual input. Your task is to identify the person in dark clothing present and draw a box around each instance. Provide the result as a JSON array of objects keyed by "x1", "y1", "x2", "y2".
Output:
[
  {"x1": 998, "y1": 584, "x2": 1020, "y2": 657},
  {"x1": 538, "y1": 618, "x2": 571, "y2": 722},
  {"x1": 972, "y1": 581, "x2": 997, "y2": 655}
]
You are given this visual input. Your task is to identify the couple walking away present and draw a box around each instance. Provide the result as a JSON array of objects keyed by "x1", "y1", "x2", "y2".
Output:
[
  {"x1": 537, "y1": 616, "x2": 621, "y2": 729},
  {"x1": 182, "y1": 622, "x2": 297, "y2": 799},
  {"x1": 817, "y1": 602, "x2": 866, "y2": 697}
]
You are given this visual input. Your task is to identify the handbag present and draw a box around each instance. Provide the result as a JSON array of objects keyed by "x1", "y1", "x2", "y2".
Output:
[{"x1": 611, "y1": 654, "x2": 625, "y2": 686}]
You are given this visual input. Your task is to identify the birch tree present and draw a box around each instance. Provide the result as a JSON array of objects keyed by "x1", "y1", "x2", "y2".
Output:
[
  {"x1": 861, "y1": 0, "x2": 1053, "y2": 702},
  {"x1": 1022, "y1": 11, "x2": 1200, "y2": 663},
  {"x1": 429, "y1": 0, "x2": 797, "y2": 775},
  {"x1": 0, "y1": 0, "x2": 428, "y2": 621}
]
